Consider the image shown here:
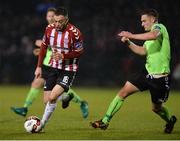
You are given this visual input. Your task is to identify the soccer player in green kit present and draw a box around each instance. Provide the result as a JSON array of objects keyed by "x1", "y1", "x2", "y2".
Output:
[
  {"x1": 91, "y1": 9, "x2": 177, "y2": 133},
  {"x1": 11, "y1": 8, "x2": 88, "y2": 119}
]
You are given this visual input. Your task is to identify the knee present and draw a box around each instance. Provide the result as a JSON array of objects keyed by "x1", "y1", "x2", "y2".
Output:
[
  {"x1": 152, "y1": 103, "x2": 162, "y2": 113},
  {"x1": 31, "y1": 79, "x2": 39, "y2": 88},
  {"x1": 118, "y1": 89, "x2": 128, "y2": 99},
  {"x1": 48, "y1": 95, "x2": 57, "y2": 103},
  {"x1": 31, "y1": 81, "x2": 36, "y2": 87},
  {"x1": 31, "y1": 78, "x2": 43, "y2": 88},
  {"x1": 44, "y1": 99, "x2": 48, "y2": 105},
  {"x1": 152, "y1": 107, "x2": 161, "y2": 113}
]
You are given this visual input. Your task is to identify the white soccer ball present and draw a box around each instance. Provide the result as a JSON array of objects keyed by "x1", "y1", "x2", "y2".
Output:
[{"x1": 24, "y1": 116, "x2": 42, "y2": 133}]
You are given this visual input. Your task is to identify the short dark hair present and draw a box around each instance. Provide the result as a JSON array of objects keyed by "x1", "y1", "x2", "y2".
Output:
[
  {"x1": 139, "y1": 8, "x2": 159, "y2": 21},
  {"x1": 47, "y1": 7, "x2": 56, "y2": 13},
  {"x1": 55, "y1": 7, "x2": 68, "y2": 18}
]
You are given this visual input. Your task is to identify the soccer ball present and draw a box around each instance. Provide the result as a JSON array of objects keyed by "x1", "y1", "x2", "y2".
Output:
[{"x1": 24, "y1": 116, "x2": 42, "y2": 133}]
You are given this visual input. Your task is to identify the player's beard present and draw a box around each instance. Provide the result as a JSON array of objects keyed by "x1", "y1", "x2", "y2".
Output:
[{"x1": 57, "y1": 19, "x2": 69, "y2": 31}]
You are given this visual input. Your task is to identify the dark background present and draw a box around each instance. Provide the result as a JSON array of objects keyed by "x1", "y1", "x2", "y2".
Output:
[{"x1": 0, "y1": 0, "x2": 180, "y2": 88}]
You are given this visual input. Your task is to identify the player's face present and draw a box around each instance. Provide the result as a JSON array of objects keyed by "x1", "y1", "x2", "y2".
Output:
[
  {"x1": 141, "y1": 15, "x2": 155, "y2": 31},
  {"x1": 54, "y1": 15, "x2": 68, "y2": 31},
  {"x1": 46, "y1": 11, "x2": 55, "y2": 24}
]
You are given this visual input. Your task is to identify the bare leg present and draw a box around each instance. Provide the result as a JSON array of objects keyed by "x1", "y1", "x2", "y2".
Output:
[{"x1": 41, "y1": 85, "x2": 64, "y2": 126}]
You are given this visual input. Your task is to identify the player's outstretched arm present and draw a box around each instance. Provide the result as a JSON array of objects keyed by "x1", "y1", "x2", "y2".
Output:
[
  {"x1": 118, "y1": 30, "x2": 160, "y2": 41},
  {"x1": 120, "y1": 37, "x2": 146, "y2": 56}
]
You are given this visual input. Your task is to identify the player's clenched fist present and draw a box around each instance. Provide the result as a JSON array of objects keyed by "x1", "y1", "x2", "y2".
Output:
[{"x1": 51, "y1": 52, "x2": 64, "y2": 61}]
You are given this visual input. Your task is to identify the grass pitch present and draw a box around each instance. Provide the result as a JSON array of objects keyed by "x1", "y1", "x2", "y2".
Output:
[{"x1": 0, "y1": 85, "x2": 180, "y2": 140}]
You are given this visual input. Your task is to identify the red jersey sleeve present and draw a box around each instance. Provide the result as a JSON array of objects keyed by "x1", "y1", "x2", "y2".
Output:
[{"x1": 63, "y1": 26, "x2": 84, "y2": 59}]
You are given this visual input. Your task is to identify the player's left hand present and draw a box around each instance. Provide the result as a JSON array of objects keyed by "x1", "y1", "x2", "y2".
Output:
[
  {"x1": 118, "y1": 31, "x2": 133, "y2": 38},
  {"x1": 121, "y1": 37, "x2": 129, "y2": 43}
]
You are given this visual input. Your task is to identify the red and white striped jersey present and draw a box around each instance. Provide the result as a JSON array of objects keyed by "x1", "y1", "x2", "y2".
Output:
[{"x1": 42, "y1": 23, "x2": 83, "y2": 72}]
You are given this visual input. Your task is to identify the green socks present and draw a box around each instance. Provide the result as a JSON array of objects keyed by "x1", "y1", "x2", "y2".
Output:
[
  {"x1": 23, "y1": 88, "x2": 82, "y2": 108},
  {"x1": 23, "y1": 88, "x2": 40, "y2": 107},
  {"x1": 102, "y1": 95, "x2": 124, "y2": 124},
  {"x1": 156, "y1": 106, "x2": 171, "y2": 123},
  {"x1": 68, "y1": 89, "x2": 82, "y2": 104},
  {"x1": 101, "y1": 94, "x2": 171, "y2": 125}
]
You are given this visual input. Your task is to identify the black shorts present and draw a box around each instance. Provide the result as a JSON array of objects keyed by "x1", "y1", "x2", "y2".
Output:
[
  {"x1": 42, "y1": 65, "x2": 51, "y2": 80},
  {"x1": 43, "y1": 66, "x2": 76, "y2": 92},
  {"x1": 128, "y1": 68, "x2": 171, "y2": 104}
]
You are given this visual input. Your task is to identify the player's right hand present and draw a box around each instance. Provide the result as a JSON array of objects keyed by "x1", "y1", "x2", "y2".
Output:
[
  {"x1": 52, "y1": 52, "x2": 64, "y2": 61},
  {"x1": 35, "y1": 67, "x2": 42, "y2": 78}
]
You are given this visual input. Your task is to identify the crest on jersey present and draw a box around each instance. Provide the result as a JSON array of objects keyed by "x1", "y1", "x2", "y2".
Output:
[{"x1": 74, "y1": 41, "x2": 83, "y2": 49}]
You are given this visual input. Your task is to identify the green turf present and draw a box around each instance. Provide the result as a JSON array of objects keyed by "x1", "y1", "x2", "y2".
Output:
[{"x1": 0, "y1": 85, "x2": 180, "y2": 140}]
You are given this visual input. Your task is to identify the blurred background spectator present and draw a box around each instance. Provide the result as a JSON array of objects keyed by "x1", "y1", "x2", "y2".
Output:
[{"x1": 0, "y1": 0, "x2": 179, "y2": 89}]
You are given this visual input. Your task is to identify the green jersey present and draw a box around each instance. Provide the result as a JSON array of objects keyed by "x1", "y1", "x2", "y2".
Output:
[
  {"x1": 43, "y1": 47, "x2": 52, "y2": 66},
  {"x1": 143, "y1": 23, "x2": 171, "y2": 74}
]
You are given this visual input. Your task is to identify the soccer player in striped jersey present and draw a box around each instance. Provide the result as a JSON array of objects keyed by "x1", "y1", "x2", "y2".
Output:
[
  {"x1": 91, "y1": 9, "x2": 177, "y2": 133},
  {"x1": 11, "y1": 7, "x2": 88, "y2": 119},
  {"x1": 34, "y1": 7, "x2": 85, "y2": 131}
]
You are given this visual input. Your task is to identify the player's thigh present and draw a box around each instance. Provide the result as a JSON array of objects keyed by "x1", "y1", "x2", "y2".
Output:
[
  {"x1": 43, "y1": 68, "x2": 58, "y2": 92},
  {"x1": 149, "y1": 76, "x2": 170, "y2": 104},
  {"x1": 31, "y1": 78, "x2": 45, "y2": 88},
  {"x1": 118, "y1": 81, "x2": 139, "y2": 98},
  {"x1": 150, "y1": 88, "x2": 170, "y2": 104},
  {"x1": 124, "y1": 68, "x2": 149, "y2": 99},
  {"x1": 44, "y1": 91, "x2": 51, "y2": 104},
  {"x1": 49, "y1": 84, "x2": 65, "y2": 102},
  {"x1": 56, "y1": 70, "x2": 76, "y2": 93},
  {"x1": 42, "y1": 65, "x2": 51, "y2": 80}
]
